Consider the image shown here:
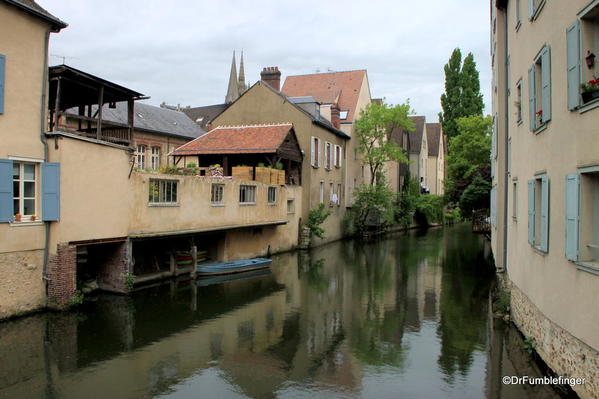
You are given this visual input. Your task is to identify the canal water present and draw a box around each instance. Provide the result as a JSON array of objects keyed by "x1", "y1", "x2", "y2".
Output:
[{"x1": 0, "y1": 224, "x2": 566, "y2": 399}]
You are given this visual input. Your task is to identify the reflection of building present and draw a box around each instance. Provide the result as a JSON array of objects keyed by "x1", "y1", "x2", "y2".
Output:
[{"x1": 491, "y1": 2, "x2": 599, "y2": 397}]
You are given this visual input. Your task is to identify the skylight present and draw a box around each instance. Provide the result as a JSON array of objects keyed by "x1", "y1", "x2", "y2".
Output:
[{"x1": 340, "y1": 110, "x2": 348, "y2": 120}]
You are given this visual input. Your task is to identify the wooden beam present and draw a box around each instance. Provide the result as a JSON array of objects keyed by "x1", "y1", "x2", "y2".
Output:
[
  {"x1": 96, "y1": 85, "x2": 104, "y2": 140},
  {"x1": 78, "y1": 105, "x2": 84, "y2": 131},
  {"x1": 127, "y1": 99, "x2": 134, "y2": 145},
  {"x1": 53, "y1": 77, "x2": 61, "y2": 131}
]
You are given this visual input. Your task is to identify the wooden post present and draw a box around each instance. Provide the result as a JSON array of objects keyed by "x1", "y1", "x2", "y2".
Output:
[
  {"x1": 87, "y1": 104, "x2": 92, "y2": 133},
  {"x1": 190, "y1": 245, "x2": 197, "y2": 279},
  {"x1": 96, "y1": 85, "x2": 104, "y2": 140},
  {"x1": 169, "y1": 251, "x2": 176, "y2": 276},
  {"x1": 223, "y1": 155, "x2": 229, "y2": 175},
  {"x1": 78, "y1": 105, "x2": 84, "y2": 131},
  {"x1": 53, "y1": 78, "x2": 61, "y2": 132},
  {"x1": 127, "y1": 99, "x2": 134, "y2": 145}
]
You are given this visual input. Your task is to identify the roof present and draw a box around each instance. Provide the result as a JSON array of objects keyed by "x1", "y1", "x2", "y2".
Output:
[
  {"x1": 170, "y1": 123, "x2": 294, "y2": 156},
  {"x1": 407, "y1": 116, "x2": 426, "y2": 154},
  {"x1": 426, "y1": 123, "x2": 441, "y2": 157},
  {"x1": 281, "y1": 70, "x2": 367, "y2": 122},
  {"x1": 288, "y1": 96, "x2": 320, "y2": 105},
  {"x1": 182, "y1": 104, "x2": 229, "y2": 129},
  {"x1": 69, "y1": 102, "x2": 206, "y2": 140},
  {"x1": 3, "y1": 0, "x2": 67, "y2": 30}
]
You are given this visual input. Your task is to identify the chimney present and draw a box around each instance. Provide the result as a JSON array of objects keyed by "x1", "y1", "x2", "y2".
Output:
[
  {"x1": 331, "y1": 105, "x2": 340, "y2": 129},
  {"x1": 260, "y1": 66, "x2": 281, "y2": 91}
]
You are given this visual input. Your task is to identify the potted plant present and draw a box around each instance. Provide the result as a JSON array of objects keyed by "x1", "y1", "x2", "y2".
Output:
[
  {"x1": 14, "y1": 213, "x2": 22, "y2": 222},
  {"x1": 30, "y1": 214, "x2": 36, "y2": 221},
  {"x1": 581, "y1": 75, "x2": 599, "y2": 104},
  {"x1": 535, "y1": 109, "x2": 543, "y2": 125}
]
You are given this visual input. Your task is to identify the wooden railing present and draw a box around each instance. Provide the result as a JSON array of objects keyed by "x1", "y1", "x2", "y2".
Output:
[{"x1": 472, "y1": 209, "x2": 491, "y2": 236}]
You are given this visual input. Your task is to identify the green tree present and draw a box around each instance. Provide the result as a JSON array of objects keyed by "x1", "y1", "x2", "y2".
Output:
[
  {"x1": 355, "y1": 101, "x2": 413, "y2": 186},
  {"x1": 445, "y1": 115, "x2": 492, "y2": 210},
  {"x1": 439, "y1": 49, "x2": 485, "y2": 141}
]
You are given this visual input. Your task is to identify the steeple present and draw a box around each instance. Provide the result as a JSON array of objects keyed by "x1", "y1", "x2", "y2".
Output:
[
  {"x1": 225, "y1": 51, "x2": 239, "y2": 104},
  {"x1": 238, "y1": 50, "x2": 247, "y2": 93}
]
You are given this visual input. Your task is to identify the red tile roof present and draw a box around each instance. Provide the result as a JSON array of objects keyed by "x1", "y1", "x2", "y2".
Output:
[
  {"x1": 281, "y1": 70, "x2": 367, "y2": 122},
  {"x1": 170, "y1": 123, "x2": 293, "y2": 155}
]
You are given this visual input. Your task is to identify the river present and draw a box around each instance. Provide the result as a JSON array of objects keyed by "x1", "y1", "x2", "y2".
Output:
[{"x1": 0, "y1": 224, "x2": 567, "y2": 398}]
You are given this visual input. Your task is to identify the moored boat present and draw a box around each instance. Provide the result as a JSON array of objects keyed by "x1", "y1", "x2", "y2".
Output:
[{"x1": 196, "y1": 257, "x2": 272, "y2": 277}]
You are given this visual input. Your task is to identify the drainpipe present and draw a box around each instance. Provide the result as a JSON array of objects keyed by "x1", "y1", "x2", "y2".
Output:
[
  {"x1": 40, "y1": 30, "x2": 51, "y2": 283},
  {"x1": 502, "y1": 3, "x2": 509, "y2": 273}
]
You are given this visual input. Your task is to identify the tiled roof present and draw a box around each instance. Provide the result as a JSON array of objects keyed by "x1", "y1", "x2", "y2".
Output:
[
  {"x1": 3, "y1": 0, "x2": 67, "y2": 29},
  {"x1": 281, "y1": 70, "x2": 367, "y2": 122},
  {"x1": 70, "y1": 102, "x2": 206, "y2": 140},
  {"x1": 407, "y1": 116, "x2": 426, "y2": 154},
  {"x1": 170, "y1": 123, "x2": 293, "y2": 155},
  {"x1": 426, "y1": 123, "x2": 441, "y2": 157},
  {"x1": 182, "y1": 103, "x2": 229, "y2": 130}
]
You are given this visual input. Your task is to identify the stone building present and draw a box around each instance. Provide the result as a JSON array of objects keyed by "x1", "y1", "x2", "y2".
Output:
[{"x1": 491, "y1": 1, "x2": 599, "y2": 398}]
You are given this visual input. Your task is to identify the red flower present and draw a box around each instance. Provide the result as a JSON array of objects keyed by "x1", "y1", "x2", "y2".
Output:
[{"x1": 535, "y1": 110, "x2": 543, "y2": 116}]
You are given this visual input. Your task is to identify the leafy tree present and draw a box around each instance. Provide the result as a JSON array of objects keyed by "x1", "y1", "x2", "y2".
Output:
[
  {"x1": 459, "y1": 175, "x2": 491, "y2": 218},
  {"x1": 307, "y1": 203, "x2": 332, "y2": 239},
  {"x1": 350, "y1": 174, "x2": 396, "y2": 234},
  {"x1": 355, "y1": 101, "x2": 413, "y2": 186},
  {"x1": 439, "y1": 49, "x2": 484, "y2": 141},
  {"x1": 445, "y1": 115, "x2": 492, "y2": 210}
]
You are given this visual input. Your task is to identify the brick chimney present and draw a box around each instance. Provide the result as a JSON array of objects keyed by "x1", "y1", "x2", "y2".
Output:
[
  {"x1": 260, "y1": 66, "x2": 281, "y2": 91},
  {"x1": 330, "y1": 105, "x2": 340, "y2": 129}
]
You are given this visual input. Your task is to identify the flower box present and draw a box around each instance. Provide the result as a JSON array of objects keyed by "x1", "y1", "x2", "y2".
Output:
[
  {"x1": 232, "y1": 166, "x2": 253, "y2": 181},
  {"x1": 581, "y1": 90, "x2": 599, "y2": 104},
  {"x1": 277, "y1": 170, "x2": 285, "y2": 185},
  {"x1": 270, "y1": 169, "x2": 279, "y2": 184},
  {"x1": 254, "y1": 167, "x2": 271, "y2": 184}
]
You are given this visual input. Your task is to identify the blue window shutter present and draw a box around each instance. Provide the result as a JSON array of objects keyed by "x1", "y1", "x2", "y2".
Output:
[
  {"x1": 0, "y1": 54, "x2": 5, "y2": 114},
  {"x1": 566, "y1": 21, "x2": 581, "y2": 111},
  {"x1": 528, "y1": 66, "x2": 536, "y2": 131},
  {"x1": 540, "y1": 176, "x2": 549, "y2": 252},
  {"x1": 565, "y1": 174, "x2": 580, "y2": 261},
  {"x1": 0, "y1": 159, "x2": 13, "y2": 222},
  {"x1": 528, "y1": 179, "x2": 535, "y2": 245},
  {"x1": 42, "y1": 162, "x2": 60, "y2": 221},
  {"x1": 528, "y1": 0, "x2": 535, "y2": 19},
  {"x1": 541, "y1": 46, "x2": 551, "y2": 123}
]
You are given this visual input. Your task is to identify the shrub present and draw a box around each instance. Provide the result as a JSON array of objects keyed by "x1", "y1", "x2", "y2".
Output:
[
  {"x1": 307, "y1": 203, "x2": 333, "y2": 239},
  {"x1": 414, "y1": 195, "x2": 445, "y2": 225},
  {"x1": 68, "y1": 291, "x2": 84, "y2": 307},
  {"x1": 349, "y1": 174, "x2": 397, "y2": 234},
  {"x1": 125, "y1": 273, "x2": 136, "y2": 291}
]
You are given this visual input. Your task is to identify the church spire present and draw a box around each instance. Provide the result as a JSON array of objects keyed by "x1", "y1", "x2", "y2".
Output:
[
  {"x1": 238, "y1": 50, "x2": 247, "y2": 93},
  {"x1": 225, "y1": 51, "x2": 239, "y2": 104}
]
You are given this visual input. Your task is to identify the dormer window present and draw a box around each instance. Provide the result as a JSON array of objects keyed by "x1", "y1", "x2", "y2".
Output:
[{"x1": 339, "y1": 110, "x2": 348, "y2": 120}]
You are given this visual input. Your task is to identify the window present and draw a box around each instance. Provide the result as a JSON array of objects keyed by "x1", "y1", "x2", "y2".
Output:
[
  {"x1": 239, "y1": 185, "x2": 256, "y2": 204},
  {"x1": 150, "y1": 146, "x2": 160, "y2": 170},
  {"x1": 310, "y1": 137, "x2": 321, "y2": 167},
  {"x1": 211, "y1": 183, "x2": 224, "y2": 205},
  {"x1": 287, "y1": 198, "x2": 295, "y2": 214},
  {"x1": 329, "y1": 182, "x2": 334, "y2": 203},
  {"x1": 528, "y1": 0, "x2": 546, "y2": 21},
  {"x1": 339, "y1": 110, "x2": 348, "y2": 120},
  {"x1": 516, "y1": 79, "x2": 523, "y2": 122},
  {"x1": 565, "y1": 168, "x2": 599, "y2": 272},
  {"x1": 324, "y1": 142, "x2": 332, "y2": 170},
  {"x1": 528, "y1": 45, "x2": 551, "y2": 131},
  {"x1": 513, "y1": 180, "x2": 518, "y2": 220},
  {"x1": 268, "y1": 187, "x2": 276, "y2": 204},
  {"x1": 13, "y1": 162, "x2": 36, "y2": 217},
  {"x1": 149, "y1": 179, "x2": 178, "y2": 205},
  {"x1": 0, "y1": 54, "x2": 5, "y2": 114},
  {"x1": 334, "y1": 145, "x2": 342, "y2": 168},
  {"x1": 136, "y1": 145, "x2": 146, "y2": 169},
  {"x1": 527, "y1": 175, "x2": 549, "y2": 252},
  {"x1": 319, "y1": 181, "x2": 324, "y2": 203},
  {"x1": 508, "y1": 138, "x2": 512, "y2": 175}
]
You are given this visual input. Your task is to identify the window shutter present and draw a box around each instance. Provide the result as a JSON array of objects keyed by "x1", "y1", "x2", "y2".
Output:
[
  {"x1": 540, "y1": 176, "x2": 549, "y2": 252},
  {"x1": 324, "y1": 142, "x2": 328, "y2": 169},
  {"x1": 42, "y1": 163, "x2": 60, "y2": 221},
  {"x1": 0, "y1": 159, "x2": 13, "y2": 222},
  {"x1": 318, "y1": 140, "x2": 322, "y2": 167},
  {"x1": 528, "y1": 0, "x2": 535, "y2": 20},
  {"x1": 0, "y1": 54, "x2": 5, "y2": 114},
  {"x1": 310, "y1": 137, "x2": 315, "y2": 166},
  {"x1": 333, "y1": 145, "x2": 338, "y2": 167},
  {"x1": 528, "y1": 66, "x2": 536, "y2": 131},
  {"x1": 566, "y1": 21, "x2": 581, "y2": 111},
  {"x1": 565, "y1": 174, "x2": 580, "y2": 261},
  {"x1": 528, "y1": 179, "x2": 535, "y2": 245},
  {"x1": 339, "y1": 147, "x2": 343, "y2": 167},
  {"x1": 541, "y1": 46, "x2": 551, "y2": 123}
]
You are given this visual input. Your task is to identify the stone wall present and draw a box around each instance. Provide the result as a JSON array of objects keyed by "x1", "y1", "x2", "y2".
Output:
[
  {"x1": 47, "y1": 244, "x2": 76, "y2": 309},
  {"x1": 0, "y1": 249, "x2": 45, "y2": 319},
  {"x1": 510, "y1": 281, "x2": 599, "y2": 399},
  {"x1": 97, "y1": 241, "x2": 130, "y2": 293}
]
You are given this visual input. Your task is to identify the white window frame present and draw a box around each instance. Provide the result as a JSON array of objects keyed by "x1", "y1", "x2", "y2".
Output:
[
  {"x1": 311, "y1": 137, "x2": 321, "y2": 168},
  {"x1": 150, "y1": 146, "x2": 160, "y2": 170},
  {"x1": 149, "y1": 179, "x2": 178, "y2": 206},
  {"x1": 268, "y1": 186, "x2": 276, "y2": 204},
  {"x1": 529, "y1": 0, "x2": 546, "y2": 21},
  {"x1": 574, "y1": 167, "x2": 599, "y2": 272},
  {"x1": 239, "y1": 185, "x2": 256, "y2": 204},
  {"x1": 512, "y1": 179, "x2": 518, "y2": 220},
  {"x1": 319, "y1": 181, "x2": 324, "y2": 203},
  {"x1": 12, "y1": 161, "x2": 38, "y2": 218},
  {"x1": 211, "y1": 183, "x2": 224, "y2": 205},
  {"x1": 324, "y1": 142, "x2": 332, "y2": 170},
  {"x1": 136, "y1": 144, "x2": 147, "y2": 170}
]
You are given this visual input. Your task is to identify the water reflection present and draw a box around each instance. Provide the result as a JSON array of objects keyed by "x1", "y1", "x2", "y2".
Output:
[{"x1": 0, "y1": 225, "x2": 564, "y2": 399}]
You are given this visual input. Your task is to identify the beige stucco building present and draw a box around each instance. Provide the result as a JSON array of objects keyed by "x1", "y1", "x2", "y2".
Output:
[
  {"x1": 425, "y1": 123, "x2": 446, "y2": 195},
  {"x1": 491, "y1": 1, "x2": 599, "y2": 397},
  {"x1": 0, "y1": 0, "x2": 66, "y2": 318}
]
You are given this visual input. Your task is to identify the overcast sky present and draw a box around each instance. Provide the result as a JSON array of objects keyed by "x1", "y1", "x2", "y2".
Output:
[{"x1": 42, "y1": 0, "x2": 490, "y2": 121}]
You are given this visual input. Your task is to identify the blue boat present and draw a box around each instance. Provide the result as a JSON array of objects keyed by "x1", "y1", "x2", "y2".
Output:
[
  {"x1": 197, "y1": 268, "x2": 272, "y2": 287},
  {"x1": 196, "y1": 257, "x2": 272, "y2": 277}
]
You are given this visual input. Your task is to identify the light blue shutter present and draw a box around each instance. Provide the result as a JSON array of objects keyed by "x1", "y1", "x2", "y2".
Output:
[
  {"x1": 42, "y1": 163, "x2": 60, "y2": 221},
  {"x1": 566, "y1": 21, "x2": 581, "y2": 111},
  {"x1": 528, "y1": 0, "x2": 535, "y2": 20},
  {"x1": 0, "y1": 159, "x2": 13, "y2": 222},
  {"x1": 528, "y1": 179, "x2": 535, "y2": 245},
  {"x1": 565, "y1": 174, "x2": 580, "y2": 261},
  {"x1": 541, "y1": 46, "x2": 551, "y2": 123},
  {"x1": 0, "y1": 54, "x2": 5, "y2": 114},
  {"x1": 529, "y1": 66, "x2": 536, "y2": 131},
  {"x1": 540, "y1": 175, "x2": 549, "y2": 252}
]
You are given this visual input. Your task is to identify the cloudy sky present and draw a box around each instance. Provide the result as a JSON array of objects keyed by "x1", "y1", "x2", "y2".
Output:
[{"x1": 42, "y1": 0, "x2": 491, "y2": 121}]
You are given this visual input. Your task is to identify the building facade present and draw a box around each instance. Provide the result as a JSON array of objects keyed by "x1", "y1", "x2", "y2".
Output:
[
  {"x1": 491, "y1": 1, "x2": 599, "y2": 398},
  {"x1": 425, "y1": 123, "x2": 445, "y2": 195}
]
